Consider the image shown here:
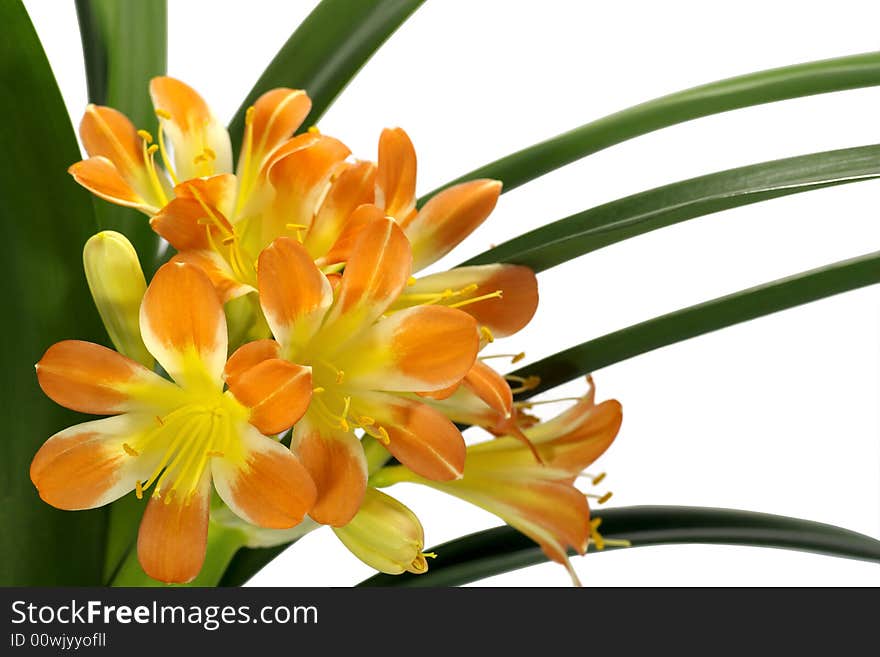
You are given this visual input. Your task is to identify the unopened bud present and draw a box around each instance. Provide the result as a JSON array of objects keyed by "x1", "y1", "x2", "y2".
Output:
[
  {"x1": 333, "y1": 488, "x2": 428, "y2": 575},
  {"x1": 83, "y1": 231, "x2": 152, "y2": 367}
]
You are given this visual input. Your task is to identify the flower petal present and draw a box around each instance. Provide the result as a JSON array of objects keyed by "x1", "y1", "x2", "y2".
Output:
[
  {"x1": 405, "y1": 180, "x2": 502, "y2": 271},
  {"x1": 376, "y1": 127, "x2": 417, "y2": 223},
  {"x1": 437, "y1": 477, "x2": 591, "y2": 563},
  {"x1": 68, "y1": 157, "x2": 156, "y2": 214},
  {"x1": 212, "y1": 424, "x2": 316, "y2": 529},
  {"x1": 36, "y1": 340, "x2": 175, "y2": 415},
  {"x1": 257, "y1": 237, "x2": 333, "y2": 354},
  {"x1": 227, "y1": 358, "x2": 312, "y2": 435},
  {"x1": 265, "y1": 133, "x2": 351, "y2": 240},
  {"x1": 319, "y1": 203, "x2": 383, "y2": 267},
  {"x1": 30, "y1": 414, "x2": 159, "y2": 511},
  {"x1": 246, "y1": 88, "x2": 312, "y2": 170},
  {"x1": 169, "y1": 251, "x2": 254, "y2": 304},
  {"x1": 150, "y1": 76, "x2": 233, "y2": 179},
  {"x1": 400, "y1": 264, "x2": 538, "y2": 337},
  {"x1": 424, "y1": 359, "x2": 513, "y2": 428},
  {"x1": 139, "y1": 262, "x2": 227, "y2": 386},
  {"x1": 137, "y1": 466, "x2": 211, "y2": 584},
  {"x1": 340, "y1": 306, "x2": 478, "y2": 393},
  {"x1": 151, "y1": 175, "x2": 238, "y2": 251},
  {"x1": 224, "y1": 339, "x2": 281, "y2": 386},
  {"x1": 291, "y1": 416, "x2": 367, "y2": 527},
  {"x1": 79, "y1": 104, "x2": 165, "y2": 209},
  {"x1": 360, "y1": 393, "x2": 465, "y2": 481},
  {"x1": 306, "y1": 160, "x2": 376, "y2": 261},
  {"x1": 319, "y1": 217, "x2": 412, "y2": 349}
]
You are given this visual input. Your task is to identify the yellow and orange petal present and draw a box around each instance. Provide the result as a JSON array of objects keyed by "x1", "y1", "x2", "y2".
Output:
[
  {"x1": 68, "y1": 157, "x2": 156, "y2": 214},
  {"x1": 376, "y1": 127, "x2": 417, "y2": 223},
  {"x1": 319, "y1": 217, "x2": 412, "y2": 348},
  {"x1": 307, "y1": 161, "x2": 376, "y2": 261},
  {"x1": 291, "y1": 416, "x2": 367, "y2": 527},
  {"x1": 139, "y1": 262, "x2": 227, "y2": 386},
  {"x1": 212, "y1": 425, "x2": 316, "y2": 530},
  {"x1": 36, "y1": 340, "x2": 175, "y2": 415},
  {"x1": 137, "y1": 467, "x2": 211, "y2": 584},
  {"x1": 227, "y1": 358, "x2": 312, "y2": 435},
  {"x1": 30, "y1": 414, "x2": 159, "y2": 511},
  {"x1": 149, "y1": 77, "x2": 232, "y2": 180},
  {"x1": 338, "y1": 305, "x2": 479, "y2": 393},
  {"x1": 405, "y1": 180, "x2": 502, "y2": 271},
  {"x1": 257, "y1": 237, "x2": 334, "y2": 356},
  {"x1": 402, "y1": 264, "x2": 538, "y2": 337},
  {"x1": 360, "y1": 393, "x2": 466, "y2": 481}
]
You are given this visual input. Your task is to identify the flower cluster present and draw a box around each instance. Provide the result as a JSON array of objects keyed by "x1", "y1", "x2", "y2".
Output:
[{"x1": 32, "y1": 78, "x2": 622, "y2": 584}]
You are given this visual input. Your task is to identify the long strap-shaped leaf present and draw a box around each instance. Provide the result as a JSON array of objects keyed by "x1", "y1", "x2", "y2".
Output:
[
  {"x1": 509, "y1": 251, "x2": 880, "y2": 398},
  {"x1": 0, "y1": 0, "x2": 108, "y2": 585},
  {"x1": 228, "y1": 0, "x2": 425, "y2": 154},
  {"x1": 422, "y1": 51, "x2": 880, "y2": 203},
  {"x1": 74, "y1": 0, "x2": 167, "y2": 269},
  {"x1": 358, "y1": 506, "x2": 880, "y2": 586},
  {"x1": 464, "y1": 144, "x2": 880, "y2": 271}
]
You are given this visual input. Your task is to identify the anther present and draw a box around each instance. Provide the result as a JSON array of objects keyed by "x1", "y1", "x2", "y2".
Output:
[
  {"x1": 122, "y1": 443, "x2": 139, "y2": 457},
  {"x1": 146, "y1": 144, "x2": 159, "y2": 155},
  {"x1": 155, "y1": 415, "x2": 165, "y2": 426},
  {"x1": 313, "y1": 386, "x2": 325, "y2": 394},
  {"x1": 244, "y1": 106, "x2": 256, "y2": 125},
  {"x1": 377, "y1": 426, "x2": 390, "y2": 445},
  {"x1": 135, "y1": 481, "x2": 144, "y2": 500},
  {"x1": 137, "y1": 129, "x2": 153, "y2": 143},
  {"x1": 407, "y1": 277, "x2": 417, "y2": 286},
  {"x1": 358, "y1": 415, "x2": 375, "y2": 426},
  {"x1": 480, "y1": 326, "x2": 495, "y2": 344},
  {"x1": 586, "y1": 492, "x2": 613, "y2": 505},
  {"x1": 307, "y1": 126, "x2": 321, "y2": 135},
  {"x1": 155, "y1": 108, "x2": 172, "y2": 120},
  {"x1": 335, "y1": 370, "x2": 345, "y2": 385}
]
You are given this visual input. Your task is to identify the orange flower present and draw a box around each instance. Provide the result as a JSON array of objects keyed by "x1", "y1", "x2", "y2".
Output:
[
  {"x1": 31, "y1": 262, "x2": 316, "y2": 583},
  {"x1": 224, "y1": 217, "x2": 480, "y2": 528},
  {"x1": 373, "y1": 377, "x2": 623, "y2": 584},
  {"x1": 70, "y1": 77, "x2": 345, "y2": 301}
]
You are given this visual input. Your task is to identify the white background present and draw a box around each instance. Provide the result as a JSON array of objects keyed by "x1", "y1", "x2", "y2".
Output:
[{"x1": 24, "y1": 0, "x2": 880, "y2": 586}]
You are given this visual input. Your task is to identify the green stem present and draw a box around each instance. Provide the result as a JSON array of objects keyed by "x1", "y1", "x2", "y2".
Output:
[{"x1": 111, "y1": 521, "x2": 247, "y2": 587}]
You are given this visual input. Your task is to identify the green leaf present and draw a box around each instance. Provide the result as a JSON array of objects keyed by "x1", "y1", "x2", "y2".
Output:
[
  {"x1": 422, "y1": 51, "x2": 880, "y2": 203},
  {"x1": 464, "y1": 144, "x2": 880, "y2": 271},
  {"x1": 358, "y1": 506, "x2": 880, "y2": 586},
  {"x1": 0, "y1": 0, "x2": 107, "y2": 585},
  {"x1": 218, "y1": 544, "x2": 291, "y2": 587},
  {"x1": 74, "y1": 0, "x2": 166, "y2": 271},
  {"x1": 227, "y1": 0, "x2": 425, "y2": 155},
  {"x1": 509, "y1": 251, "x2": 880, "y2": 398}
]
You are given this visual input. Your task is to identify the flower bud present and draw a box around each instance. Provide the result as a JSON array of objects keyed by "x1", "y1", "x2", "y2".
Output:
[
  {"x1": 333, "y1": 488, "x2": 429, "y2": 575},
  {"x1": 83, "y1": 231, "x2": 152, "y2": 367}
]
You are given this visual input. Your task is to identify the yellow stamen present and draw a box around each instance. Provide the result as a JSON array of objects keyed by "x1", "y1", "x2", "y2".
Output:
[
  {"x1": 308, "y1": 126, "x2": 321, "y2": 135},
  {"x1": 135, "y1": 480, "x2": 144, "y2": 500},
  {"x1": 480, "y1": 352, "x2": 525, "y2": 364},
  {"x1": 587, "y1": 491, "x2": 613, "y2": 505},
  {"x1": 448, "y1": 289, "x2": 503, "y2": 309},
  {"x1": 312, "y1": 386, "x2": 325, "y2": 394},
  {"x1": 137, "y1": 129, "x2": 153, "y2": 144},
  {"x1": 335, "y1": 370, "x2": 345, "y2": 385},
  {"x1": 122, "y1": 443, "x2": 139, "y2": 457},
  {"x1": 155, "y1": 108, "x2": 172, "y2": 119},
  {"x1": 480, "y1": 326, "x2": 495, "y2": 344}
]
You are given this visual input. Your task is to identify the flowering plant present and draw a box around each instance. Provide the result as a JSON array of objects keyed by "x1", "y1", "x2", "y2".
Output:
[{"x1": 3, "y1": 0, "x2": 880, "y2": 587}]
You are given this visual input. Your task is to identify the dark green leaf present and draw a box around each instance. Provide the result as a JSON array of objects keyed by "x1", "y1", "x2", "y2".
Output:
[
  {"x1": 75, "y1": 0, "x2": 166, "y2": 271},
  {"x1": 423, "y1": 51, "x2": 880, "y2": 203},
  {"x1": 219, "y1": 544, "x2": 291, "y2": 587},
  {"x1": 358, "y1": 506, "x2": 880, "y2": 586},
  {"x1": 509, "y1": 251, "x2": 880, "y2": 398},
  {"x1": 0, "y1": 0, "x2": 107, "y2": 585},
  {"x1": 228, "y1": 0, "x2": 425, "y2": 155},
  {"x1": 464, "y1": 144, "x2": 880, "y2": 271}
]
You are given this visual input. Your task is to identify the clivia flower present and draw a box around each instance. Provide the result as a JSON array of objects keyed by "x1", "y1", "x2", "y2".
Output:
[
  {"x1": 225, "y1": 217, "x2": 481, "y2": 529},
  {"x1": 69, "y1": 76, "x2": 347, "y2": 301},
  {"x1": 30, "y1": 261, "x2": 317, "y2": 583},
  {"x1": 372, "y1": 377, "x2": 623, "y2": 584}
]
